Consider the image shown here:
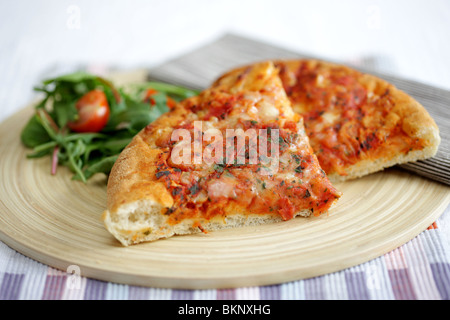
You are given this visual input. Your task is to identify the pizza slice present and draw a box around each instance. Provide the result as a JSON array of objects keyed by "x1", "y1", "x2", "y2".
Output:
[
  {"x1": 216, "y1": 60, "x2": 441, "y2": 182},
  {"x1": 103, "y1": 61, "x2": 341, "y2": 246}
]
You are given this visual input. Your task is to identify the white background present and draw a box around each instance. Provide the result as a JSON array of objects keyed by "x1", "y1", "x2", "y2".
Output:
[{"x1": 1, "y1": 0, "x2": 450, "y2": 122}]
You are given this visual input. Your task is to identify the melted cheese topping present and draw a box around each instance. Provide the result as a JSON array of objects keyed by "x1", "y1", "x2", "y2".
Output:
[
  {"x1": 277, "y1": 60, "x2": 425, "y2": 176},
  {"x1": 151, "y1": 63, "x2": 341, "y2": 225}
]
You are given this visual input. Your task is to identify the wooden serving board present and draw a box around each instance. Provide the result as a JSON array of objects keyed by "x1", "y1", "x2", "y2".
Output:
[{"x1": 0, "y1": 73, "x2": 449, "y2": 290}]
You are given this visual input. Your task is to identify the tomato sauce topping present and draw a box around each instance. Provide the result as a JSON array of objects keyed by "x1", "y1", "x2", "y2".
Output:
[
  {"x1": 152, "y1": 99, "x2": 340, "y2": 225},
  {"x1": 277, "y1": 61, "x2": 425, "y2": 176}
]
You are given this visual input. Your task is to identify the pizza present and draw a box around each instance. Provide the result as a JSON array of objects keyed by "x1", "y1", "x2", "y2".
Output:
[
  {"x1": 103, "y1": 61, "x2": 341, "y2": 246},
  {"x1": 215, "y1": 59, "x2": 441, "y2": 182}
]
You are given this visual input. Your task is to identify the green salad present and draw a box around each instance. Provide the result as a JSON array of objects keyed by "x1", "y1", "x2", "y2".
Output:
[{"x1": 20, "y1": 71, "x2": 199, "y2": 182}]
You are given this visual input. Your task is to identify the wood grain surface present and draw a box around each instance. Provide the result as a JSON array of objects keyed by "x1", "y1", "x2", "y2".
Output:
[{"x1": 0, "y1": 76, "x2": 449, "y2": 289}]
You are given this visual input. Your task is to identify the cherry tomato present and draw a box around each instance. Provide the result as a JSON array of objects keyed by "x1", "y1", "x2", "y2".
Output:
[{"x1": 68, "y1": 89, "x2": 110, "y2": 132}]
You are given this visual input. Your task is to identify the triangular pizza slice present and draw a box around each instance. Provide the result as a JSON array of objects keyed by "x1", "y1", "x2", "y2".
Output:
[
  {"x1": 103, "y1": 61, "x2": 341, "y2": 245},
  {"x1": 216, "y1": 60, "x2": 441, "y2": 182}
]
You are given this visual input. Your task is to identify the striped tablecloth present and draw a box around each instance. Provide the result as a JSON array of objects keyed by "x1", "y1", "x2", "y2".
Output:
[
  {"x1": 1, "y1": 211, "x2": 449, "y2": 300},
  {"x1": 1, "y1": 34, "x2": 450, "y2": 300}
]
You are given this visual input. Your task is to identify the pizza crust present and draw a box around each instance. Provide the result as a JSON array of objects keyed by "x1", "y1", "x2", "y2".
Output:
[{"x1": 103, "y1": 199, "x2": 312, "y2": 246}]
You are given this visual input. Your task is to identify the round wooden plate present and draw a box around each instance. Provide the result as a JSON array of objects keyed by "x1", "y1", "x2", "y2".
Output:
[{"x1": 1, "y1": 104, "x2": 449, "y2": 290}]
